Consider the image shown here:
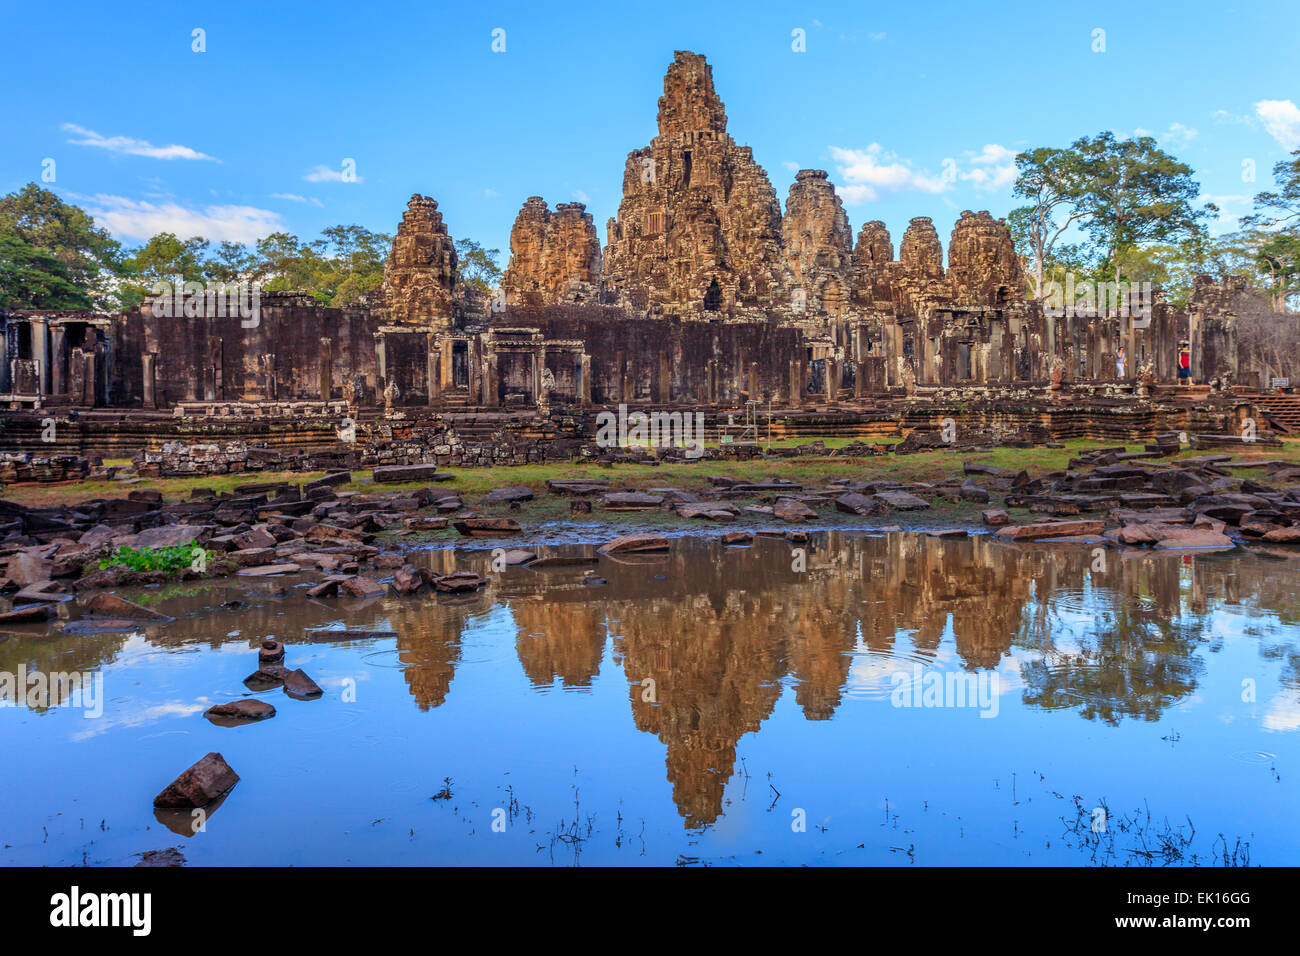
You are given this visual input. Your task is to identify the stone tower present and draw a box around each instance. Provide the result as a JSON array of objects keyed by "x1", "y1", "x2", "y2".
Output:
[
  {"x1": 383, "y1": 194, "x2": 458, "y2": 328},
  {"x1": 945, "y1": 210, "x2": 1025, "y2": 306},
  {"x1": 502, "y1": 197, "x2": 602, "y2": 306},
  {"x1": 783, "y1": 169, "x2": 853, "y2": 316},
  {"x1": 602, "y1": 51, "x2": 790, "y2": 313}
]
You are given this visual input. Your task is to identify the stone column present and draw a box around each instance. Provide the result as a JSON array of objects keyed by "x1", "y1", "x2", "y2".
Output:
[
  {"x1": 426, "y1": 333, "x2": 440, "y2": 405},
  {"x1": 789, "y1": 359, "x2": 802, "y2": 407},
  {"x1": 440, "y1": 334, "x2": 454, "y2": 389},
  {"x1": 319, "y1": 338, "x2": 333, "y2": 401},
  {"x1": 263, "y1": 353, "x2": 276, "y2": 401},
  {"x1": 142, "y1": 353, "x2": 157, "y2": 409},
  {"x1": 485, "y1": 351, "x2": 499, "y2": 407},
  {"x1": 83, "y1": 350, "x2": 97, "y2": 407},
  {"x1": 50, "y1": 325, "x2": 67, "y2": 395},
  {"x1": 826, "y1": 359, "x2": 839, "y2": 402},
  {"x1": 469, "y1": 337, "x2": 483, "y2": 403},
  {"x1": 656, "y1": 352, "x2": 671, "y2": 404},
  {"x1": 855, "y1": 359, "x2": 866, "y2": 399},
  {"x1": 615, "y1": 351, "x2": 627, "y2": 403},
  {"x1": 748, "y1": 362, "x2": 759, "y2": 402},
  {"x1": 374, "y1": 332, "x2": 388, "y2": 394},
  {"x1": 0, "y1": 328, "x2": 8, "y2": 394},
  {"x1": 32, "y1": 317, "x2": 49, "y2": 396}
]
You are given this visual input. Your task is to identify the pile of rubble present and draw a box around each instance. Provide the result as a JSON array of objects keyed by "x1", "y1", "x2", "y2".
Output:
[{"x1": 0, "y1": 452, "x2": 96, "y2": 483}]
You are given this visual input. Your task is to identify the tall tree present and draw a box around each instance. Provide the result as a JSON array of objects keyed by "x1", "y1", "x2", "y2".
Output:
[
  {"x1": 1071, "y1": 132, "x2": 1209, "y2": 283},
  {"x1": 1241, "y1": 148, "x2": 1300, "y2": 230},
  {"x1": 0, "y1": 235, "x2": 91, "y2": 309},
  {"x1": 0, "y1": 183, "x2": 124, "y2": 308},
  {"x1": 1008, "y1": 147, "x2": 1090, "y2": 299}
]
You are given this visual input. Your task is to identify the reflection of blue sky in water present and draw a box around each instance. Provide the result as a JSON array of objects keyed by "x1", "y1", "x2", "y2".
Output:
[{"x1": 1, "y1": 533, "x2": 1297, "y2": 866}]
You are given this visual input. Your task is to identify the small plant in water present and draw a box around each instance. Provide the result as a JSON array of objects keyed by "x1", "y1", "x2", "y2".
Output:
[{"x1": 99, "y1": 545, "x2": 212, "y2": 575}]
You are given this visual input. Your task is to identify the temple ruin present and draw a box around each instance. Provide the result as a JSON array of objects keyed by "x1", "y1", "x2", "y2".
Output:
[{"x1": 0, "y1": 50, "x2": 1292, "y2": 455}]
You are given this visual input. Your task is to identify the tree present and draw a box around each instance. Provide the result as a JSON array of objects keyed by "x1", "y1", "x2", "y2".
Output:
[
  {"x1": 454, "y1": 237, "x2": 501, "y2": 292},
  {"x1": 1242, "y1": 149, "x2": 1300, "y2": 230},
  {"x1": 1008, "y1": 147, "x2": 1090, "y2": 299},
  {"x1": 1071, "y1": 132, "x2": 1209, "y2": 284},
  {"x1": 0, "y1": 183, "x2": 124, "y2": 309},
  {"x1": 0, "y1": 235, "x2": 92, "y2": 309}
]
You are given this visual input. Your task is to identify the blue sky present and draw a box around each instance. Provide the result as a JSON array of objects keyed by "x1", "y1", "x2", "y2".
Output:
[{"x1": 3, "y1": 0, "x2": 1297, "y2": 266}]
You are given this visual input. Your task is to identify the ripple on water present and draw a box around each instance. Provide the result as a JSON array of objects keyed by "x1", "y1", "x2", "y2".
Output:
[
  {"x1": 843, "y1": 645, "x2": 941, "y2": 702},
  {"x1": 1229, "y1": 750, "x2": 1277, "y2": 766}
]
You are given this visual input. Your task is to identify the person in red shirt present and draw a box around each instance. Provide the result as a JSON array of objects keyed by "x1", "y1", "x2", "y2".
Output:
[{"x1": 1178, "y1": 346, "x2": 1191, "y2": 384}]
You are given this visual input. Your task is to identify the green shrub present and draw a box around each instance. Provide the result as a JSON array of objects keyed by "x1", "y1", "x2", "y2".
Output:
[{"x1": 98, "y1": 544, "x2": 211, "y2": 575}]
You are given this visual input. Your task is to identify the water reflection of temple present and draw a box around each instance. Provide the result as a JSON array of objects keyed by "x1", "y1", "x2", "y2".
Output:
[{"x1": 5, "y1": 534, "x2": 1297, "y2": 827}]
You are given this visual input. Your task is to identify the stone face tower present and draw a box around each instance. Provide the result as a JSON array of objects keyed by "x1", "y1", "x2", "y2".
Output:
[
  {"x1": 502, "y1": 197, "x2": 602, "y2": 306},
  {"x1": 383, "y1": 194, "x2": 458, "y2": 327},
  {"x1": 783, "y1": 169, "x2": 853, "y2": 316},
  {"x1": 945, "y1": 210, "x2": 1026, "y2": 306},
  {"x1": 602, "y1": 51, "x2": 790, "y2": 313}
]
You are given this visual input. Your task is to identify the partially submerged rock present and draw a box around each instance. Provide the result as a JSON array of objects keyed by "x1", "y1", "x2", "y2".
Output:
[
  {"x1": 153, "y1": 752, "x2": 240, "y2": 809},
  {"x1": 204, "y1": 699, "x2": 277, "y2": 724},
  {"x1": 598, "y1": 534, "x2": 670, "y2": 554}
]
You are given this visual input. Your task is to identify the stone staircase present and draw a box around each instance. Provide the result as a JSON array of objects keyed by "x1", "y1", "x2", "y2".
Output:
[{"x1": 1252, "y1": 395, "x2": 1300, "y2": 434}]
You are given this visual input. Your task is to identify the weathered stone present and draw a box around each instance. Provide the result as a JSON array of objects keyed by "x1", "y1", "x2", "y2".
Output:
[
  {"x1": 502, "y1": 197, "x2": 602, "y2": 306},
  {"x1": 85, "y1": 592, "x2": 171, "y2": 621},
  {"x1": 204, "y1": 699, "x2": 276, "y2": 723},
  {"x1": 995, "y1": 520, "x2": 1106, "y2": 540},
  {"x1": 283, "y1": 669, "x2": 324, "y2": 699},
  {"x1": 153, "y1": 752, "x2": 239, "y2": 809},
  {"x1": 873, "y1": 490, "x2": 931, "y2": 511},
  {"x1": 598, "y1": 533, "x2": 670, "y2": 554},
  {"x1": 454, "y1": 518, "x2": 522, "y2": 536}
]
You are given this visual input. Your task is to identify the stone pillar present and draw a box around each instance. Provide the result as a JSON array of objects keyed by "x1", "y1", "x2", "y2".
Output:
[
  {"x1": 789, "y1": 359, "x2": 802, "y2": 407},
  {"x1": 485, "y1": 351, "x2": 499, "y2": 407},
  {"x1": 469, "y1": 337, "x2": 483, "y2": 403},
  {"x1": 748, "y1": 362, "x2": 759, "y2": 402},
  {"x1": 706, "y1": 359, "x2": 717, "y2": 404},
  {"x1": 655, "y1": 352, "x2": 671, "y2": 403},
  {"x1": 530, "y1": 350, "x2": 541, "y2": 405},
  {"x1": 50, "y1": 325, "x2": 67, "y2": 395},
  {"x1": 32, "y1": 318, "x2": 49, "y2": 396},
  {"x1": 319, "y1": 338, "x2": 333, "y2": 401},
  {"x1": 0, "y1": 329, "x2": 8, "y2": 394},
  {"x1": 82, "y1": 350, "x2": 97, "y2": 407},
  {"x1": 142, "y1": 353, "x2": 157, "y2": 409},
  {"x1": 375, "y1": 332, "x2": 388, "y2": 392},
  {"x1": 263, "y1": 353, "x2": 276, "y2": 401},
  {"x1": 440, "y1": 334, "x2": 454, "y2": 389},
  {"x1": 426, "y1": 334, "x2": 440, "y2": 405},
  {"x1": 826, "y1": 359, "x2": 839, "y2": 402},
  {"x1": 577, "y1": 353, "x2": 590, "y2": 406},
  {"x1": 615, "y1": 350, "x2": 628, "y2": 403}
]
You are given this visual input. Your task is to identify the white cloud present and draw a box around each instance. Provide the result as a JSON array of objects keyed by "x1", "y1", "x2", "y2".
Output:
[
  {"x1": 572, "y1": 188, "x2": 591, "y2": 204},
  {"x1": 782, "y1": 160, "x2": 800, "y2": 173},
  {"x1": 270, "y1": 192, "x2": 323, "y2": 207},
  {"x1": 1256, "y1": 99, "x2": 1300, "y2": 150},
  {"x1": 73, "y1": 193, "x2": 285, "y2": 243},
  {"x1": 1212, "y1": 108, "x2": 1256, "y2": 128},
  {"x1": 62, "y1": 123, "x2": 216, "y2": 161},
  {"x1": 482, "y1": 188, "x2": 501, "y2": 198},
  {"x1": 1133, "y1": 123, "x2": 1198, "y2": 151},
  {"x1": 957, "y1": 143, "x2": 1017, "y2": 192},
  {"x1": 829, "y1": 143, "x2": 951, "y2": 203},
  {"x1": 868, "y1": 31, "x2": 887, "y2": 41},
  {"x1": 303, "y1": 163, "x2": 364, "y2": 183}
]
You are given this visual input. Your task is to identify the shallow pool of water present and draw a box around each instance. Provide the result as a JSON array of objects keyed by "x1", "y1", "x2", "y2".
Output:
[{"x1": 2, "y1": 531, "x2": 1297, "y2": 866}]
